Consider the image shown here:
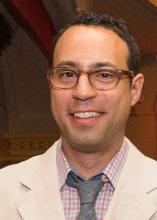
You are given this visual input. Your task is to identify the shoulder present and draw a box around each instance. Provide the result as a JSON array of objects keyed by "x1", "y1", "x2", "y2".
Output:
[
  {"x1": 0, "y1": 154, "x2": 42, "y2": 192},
  {"x1": 0, "y1": 139, "x2": 60, "y2": 218},
  {"x1": 0, "y1": 138, "x2": 60, "y2": 186},
  {"x1": 125, "y1": 137, "x2": 157, "y2": 182},
  {"x1": 126, "y1": 137, "x2": 157, "y2": 165}
]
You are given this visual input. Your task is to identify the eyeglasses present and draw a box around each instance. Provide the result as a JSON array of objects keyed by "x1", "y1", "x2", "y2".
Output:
[{"x1": 47, "y1": 66, "x2": 135, "y2": 90}]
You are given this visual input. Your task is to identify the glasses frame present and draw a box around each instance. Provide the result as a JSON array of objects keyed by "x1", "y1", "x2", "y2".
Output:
[{"x1": 47, "y1": 66, "x2": 135, "y2": 90}]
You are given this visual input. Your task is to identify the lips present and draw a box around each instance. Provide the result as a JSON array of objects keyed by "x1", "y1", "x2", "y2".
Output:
[{"x1": 73, "y1": 111, "x2": 101, "y2": 119}]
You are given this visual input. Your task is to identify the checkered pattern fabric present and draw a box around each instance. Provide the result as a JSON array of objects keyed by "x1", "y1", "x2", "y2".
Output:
[{"x1": 57, "y1": 139, "x2": 129, "y2": 219}]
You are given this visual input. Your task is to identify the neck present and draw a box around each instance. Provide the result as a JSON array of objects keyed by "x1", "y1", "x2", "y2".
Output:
[{"x1": 62, "y1": 138, "x2": 124, "y2": 180}]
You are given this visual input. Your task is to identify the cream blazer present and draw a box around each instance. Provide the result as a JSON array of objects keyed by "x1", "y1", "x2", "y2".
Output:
[{"x1": 0, "y1": 138, "x2": 157, "y2": 220}]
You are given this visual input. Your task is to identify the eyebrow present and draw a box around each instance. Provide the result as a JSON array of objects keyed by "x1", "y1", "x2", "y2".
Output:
[
  {"x1": 55, "y1": 61, "x2": 78, "y2": 68},
  {"x1": 90, "y1": 62, "x2": 117, "y2": 69},
  {"x1": 55, "y1": 61, "x2": 117, "y2": 69}
]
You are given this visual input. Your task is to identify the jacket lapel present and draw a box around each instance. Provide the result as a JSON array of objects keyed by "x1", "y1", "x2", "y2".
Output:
[
  {"x1": 105, "y1": 139, "x2": 157, "y2": 220},
  {"x1": 16, "y1": 140, "x2": 65, "y2": 220}
]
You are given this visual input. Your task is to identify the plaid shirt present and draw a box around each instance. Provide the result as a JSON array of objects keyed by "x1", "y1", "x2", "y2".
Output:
[{"x1": 56, "y1": 138, "x2": 129, "y2": 220}]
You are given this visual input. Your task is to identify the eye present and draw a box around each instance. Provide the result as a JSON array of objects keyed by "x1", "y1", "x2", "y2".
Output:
[
  {"x1": 98, "y1": 70, "x2": 114, "y2": 78},
  {"x1": 56, "y1": 69, "x2": 77, "y2": 79},
  {"x1": 54, "y1": 68, "x2": 78, "y2": 84},
  {"x1": 94, "y1": 69, "x2": 115, "y2": 80},
  {"x1": 64, "y1": 71, "x2": 76, "y2": 77}
]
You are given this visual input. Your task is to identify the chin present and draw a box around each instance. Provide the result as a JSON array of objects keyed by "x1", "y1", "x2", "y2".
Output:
[{"x1": 66, "y1": 137, "x2": 104, "y2": 153}]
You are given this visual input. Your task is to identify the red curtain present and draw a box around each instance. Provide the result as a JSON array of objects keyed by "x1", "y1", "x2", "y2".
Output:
[{"x1": 9, "y1": 0, "x2": 56, "y2": 55}]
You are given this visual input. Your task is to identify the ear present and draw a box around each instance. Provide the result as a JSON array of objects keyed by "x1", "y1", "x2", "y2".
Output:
[{"x1": 131, "y1": 73, "x2": 144, "y2": 106}]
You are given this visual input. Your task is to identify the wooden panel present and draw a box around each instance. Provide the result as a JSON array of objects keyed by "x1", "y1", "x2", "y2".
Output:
[{"x1": 76, "y1": 0, "x2": 157, "y2": 55}]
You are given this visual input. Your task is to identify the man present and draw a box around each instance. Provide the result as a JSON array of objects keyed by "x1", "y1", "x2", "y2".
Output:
[{"x1": 0, "y1": 12, "x2": 157, "y2": 220}]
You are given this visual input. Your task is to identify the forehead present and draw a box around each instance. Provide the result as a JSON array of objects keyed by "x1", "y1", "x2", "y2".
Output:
[{"x1": 53, "y1": 25, "x2": 129, "y2": 69}]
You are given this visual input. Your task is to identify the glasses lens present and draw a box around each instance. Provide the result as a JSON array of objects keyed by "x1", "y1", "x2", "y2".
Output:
[
  {"x1": 90, "y1": 69, "x2": 118, "y2": 90},
  {"x1": 52, "y1": 67, "x2": 77, "y2": 88}
]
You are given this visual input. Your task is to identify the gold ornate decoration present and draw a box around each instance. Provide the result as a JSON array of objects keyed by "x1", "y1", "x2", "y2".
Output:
[{"x1": 0, "y1": 132, "x2": 59, "y2": 168}]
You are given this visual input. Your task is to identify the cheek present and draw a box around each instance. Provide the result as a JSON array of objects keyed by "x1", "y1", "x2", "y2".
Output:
[
  {"x1": 103, "y1": 88, "x2": 132, "y2": 114},
  {"x1": 99, "y1": 91, "x2": 122, "y2": 109},
  {"x1": 51, "y1": 91, "x2": 61, "y2": 116},
  {"x1": 50, "y1": 90, "x2": 70, "y2": 117}
]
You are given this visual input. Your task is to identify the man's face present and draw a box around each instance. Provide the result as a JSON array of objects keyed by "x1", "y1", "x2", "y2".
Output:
[{"x1": 49, "y1": 25, "x2": 143, "y2": 153}]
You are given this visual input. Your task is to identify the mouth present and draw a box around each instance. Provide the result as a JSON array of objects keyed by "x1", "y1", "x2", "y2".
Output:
[{"x1": 72, "y1": 111, "x2": 101, "y2": 119}]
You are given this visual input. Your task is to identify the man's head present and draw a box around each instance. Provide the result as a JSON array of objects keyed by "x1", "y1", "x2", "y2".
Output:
[{"x1": 48, "y1": 13, "x2": 144, "y2": 153}]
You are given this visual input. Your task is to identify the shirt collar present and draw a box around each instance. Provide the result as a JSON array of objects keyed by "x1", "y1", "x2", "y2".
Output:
[
  {"x1": 101, "y1": 139, "x2": 129, "y2": 188},
  {"x1": 56, "y1": 137, "x2": 129, "y2": 189}
]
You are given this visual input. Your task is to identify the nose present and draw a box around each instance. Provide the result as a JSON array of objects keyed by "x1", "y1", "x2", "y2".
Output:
[{"x1": 72, "y1": 74, "x2": 97, "y2": 100}]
